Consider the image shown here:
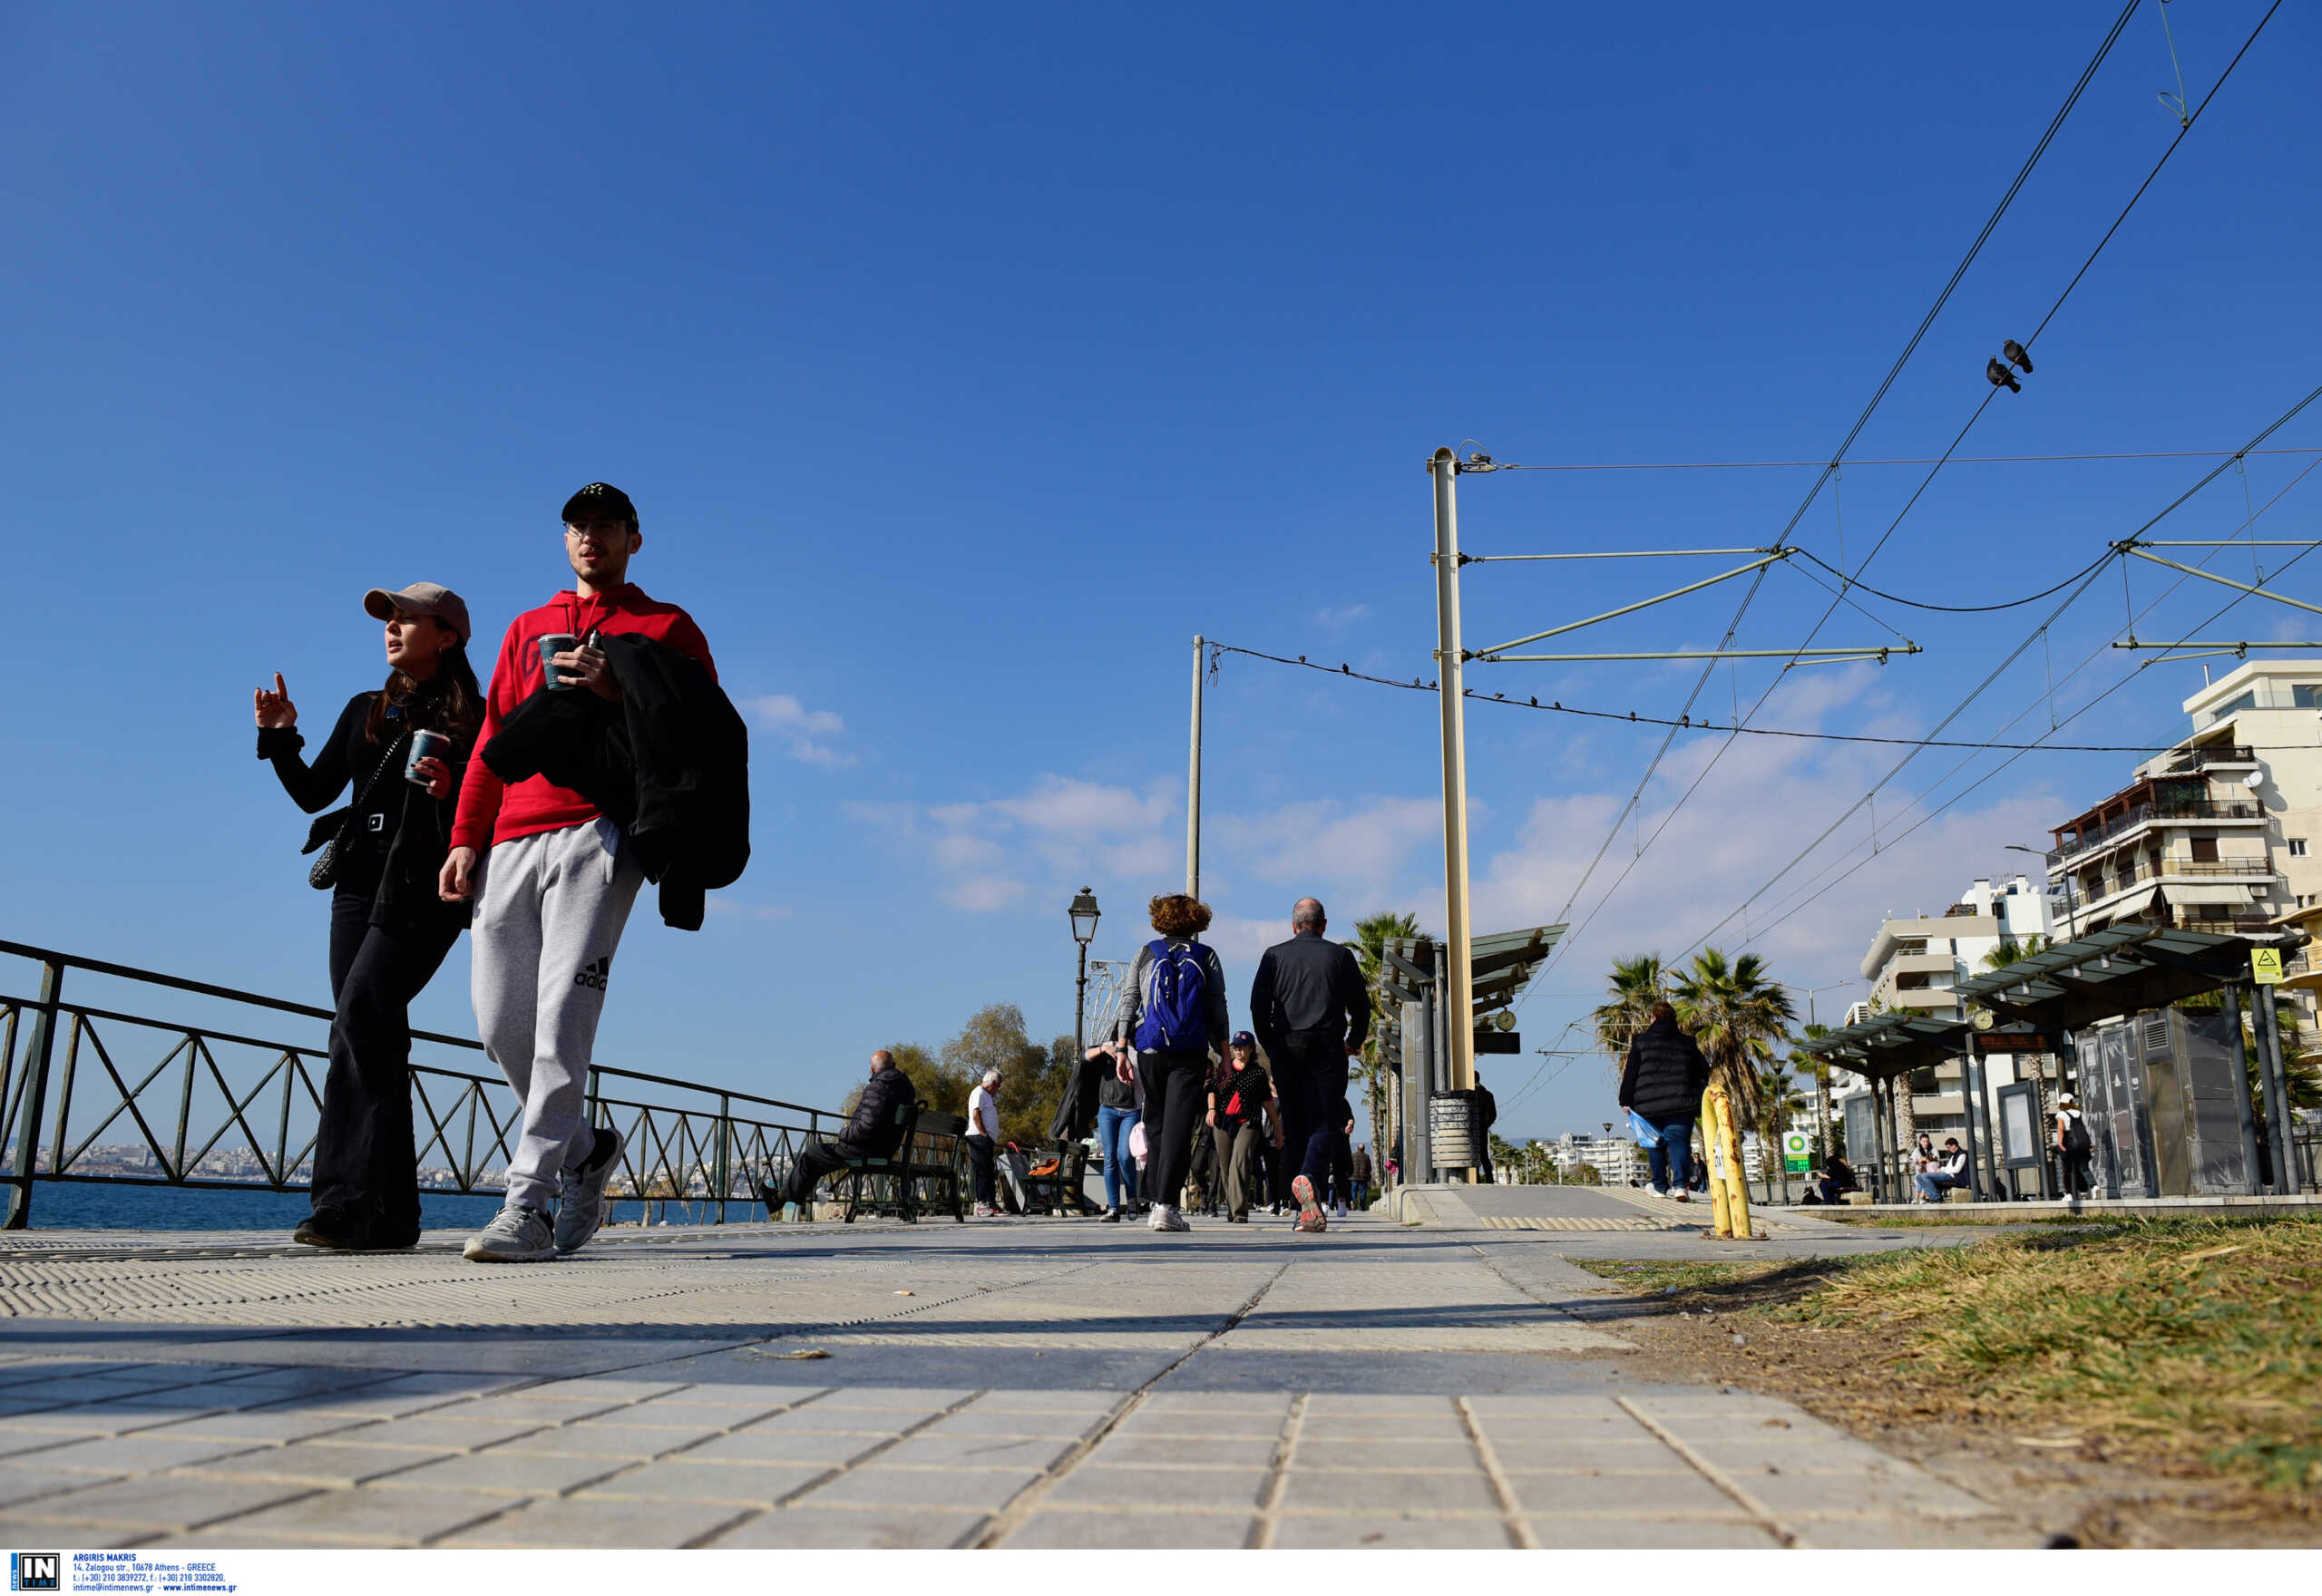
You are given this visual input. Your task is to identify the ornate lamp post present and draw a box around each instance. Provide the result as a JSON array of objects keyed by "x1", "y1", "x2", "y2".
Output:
[{"x1": 1069, "y1": 887, "x2": 1101, "y2": 1055}]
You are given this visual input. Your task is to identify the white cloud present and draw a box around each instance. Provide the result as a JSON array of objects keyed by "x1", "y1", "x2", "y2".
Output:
[
  {"x1": 744, "y1": 693, "x2": 856, "y2": 767},
  {"x1": 1313, "y1": 603, "x2": 1371, "y2": 628}
]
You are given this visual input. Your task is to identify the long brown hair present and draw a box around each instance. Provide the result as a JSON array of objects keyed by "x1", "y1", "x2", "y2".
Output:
[{"x1": 364, "y1": 629, "x2": 484, "y2": 745}]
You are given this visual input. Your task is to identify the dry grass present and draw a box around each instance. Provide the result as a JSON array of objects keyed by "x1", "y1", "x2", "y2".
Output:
[{"x1": 1578, "y1": 1215, "x2": 2322, "y2": 1500}]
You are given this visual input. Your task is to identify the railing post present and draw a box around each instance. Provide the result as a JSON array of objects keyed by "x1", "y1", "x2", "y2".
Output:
[
  {"x1": 3, "y1": 960, "x2": 64, "y2": 1230},
  {"x1": 715, "y1": 1093, "x2": 731, "y2": 1226}
]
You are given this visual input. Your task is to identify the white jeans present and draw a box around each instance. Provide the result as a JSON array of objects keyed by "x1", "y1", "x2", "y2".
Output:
[{"x1": 471, "y1": 819, "x2": 644, "y2": 1212}]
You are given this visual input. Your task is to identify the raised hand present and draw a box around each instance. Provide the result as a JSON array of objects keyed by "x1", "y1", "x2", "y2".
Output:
[{"x1": 254, "y1": 672, "x2": 297, "y2": 730}]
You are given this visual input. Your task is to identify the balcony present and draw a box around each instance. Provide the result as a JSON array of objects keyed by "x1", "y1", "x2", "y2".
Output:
[
  {"x1": 2047, "y1": 800, "x2": 2266, "y2": 868},
  {"x1": 2159, "y1": 743, "x2": 2257, "y2": 775}
]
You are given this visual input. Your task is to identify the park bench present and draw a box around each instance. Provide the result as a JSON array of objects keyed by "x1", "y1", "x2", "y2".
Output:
[
  {"x1": 839, "y1": 1102, "x2": 968, "y2": 1223},
  {"x1": 1020, "y1": 1137, "x2": 1095, "y2": 1217}
]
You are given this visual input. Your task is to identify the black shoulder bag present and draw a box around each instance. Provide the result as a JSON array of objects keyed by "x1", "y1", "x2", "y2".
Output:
[{"x1": 302, "y1": 732, "x2": 409, "y2": 890}]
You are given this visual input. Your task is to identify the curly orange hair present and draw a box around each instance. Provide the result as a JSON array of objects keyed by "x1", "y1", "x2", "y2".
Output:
[{"x1": 1147, "y1": 893, "x2": 1213, "y2": 938}]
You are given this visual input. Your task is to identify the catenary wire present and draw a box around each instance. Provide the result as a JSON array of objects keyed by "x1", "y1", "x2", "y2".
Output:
[{"x1": 1495, "y1": 446, "x2": 2322, "y2": 472}]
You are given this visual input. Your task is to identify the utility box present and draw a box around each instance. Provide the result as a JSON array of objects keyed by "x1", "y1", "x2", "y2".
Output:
[
  {"x1": 2136, "y1": 1007, "x2": 2248, "y2": 1197},
  {"x1": 2079, "y1": 1024, "x2": 2152, "y2": 1199}
]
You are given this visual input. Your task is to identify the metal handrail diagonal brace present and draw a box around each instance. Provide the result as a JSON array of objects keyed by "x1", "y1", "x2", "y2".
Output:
[
  {"x1": 2121, "y1": 545, "x2": 2322, "y2": 619},
  {"x1": 1471, "y1": 550, "x2": 1796, "y2": 659}
]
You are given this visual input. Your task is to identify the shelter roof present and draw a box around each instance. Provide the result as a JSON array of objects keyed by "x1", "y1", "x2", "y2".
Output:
[{"x1": 1381, "y1": 925, "x2": 1564, "y2": 1024}]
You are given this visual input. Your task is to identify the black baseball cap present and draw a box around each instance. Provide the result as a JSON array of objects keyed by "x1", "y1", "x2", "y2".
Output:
[
  {"x1": 1231, "y1": 1030, "x2": 1256, "y2": 1048},
  {"x1": 561, "y1": 482, "x2": 637, "y2": 528}
]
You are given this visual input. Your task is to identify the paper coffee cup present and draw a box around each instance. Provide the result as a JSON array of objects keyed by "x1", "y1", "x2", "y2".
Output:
[{"x1": 539, "y1": 633, "x2": 580, "y2": 689}]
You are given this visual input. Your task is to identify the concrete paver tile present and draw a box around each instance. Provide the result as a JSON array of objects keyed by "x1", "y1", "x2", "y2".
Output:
[
  {"x1": 1277, "y1": 1469, "x2": 1498, "y2": 1513},
  {"x1": 800, "y1": 1464, "x2": 1039, "y2": 1513},
  {"x1": 0, "y1": 1465, "x2": 123, "y2": 1509},
  {"x1": 324, "y1": 1415, "x2": 552, "y2": 1453},
  {"x1": 0, "y1": 1513, "x2": 147, "y2": 1549},
  {"x1": 367, "y1": 1449, "x2": 628, "y2": 1497},
  {"x1": 1647, "y1": 1413, "x2": 1850, "y2": 1445},
  {"x1": 1739, "y1": 1468, "x2": 1998, "y2": 1518},
  {"x1": 1299, "y1": 1393, "x2": 1458, "y2": 1418},
  {"x1": 1044, "y1": 1464, "x2": 1272, "y2": 1511},
  {"x1": 525, "y1": 1378, "x2": 692, "y2": 1402},
  {"x1": 575, "y1": 1460, "x2": 830, "y2": 1507},
  {"x1": 142, "y1": 1410, "x2": 375, "y2": 1445},
  {"x1": 22, "y1": 1474, "x2": 317, "y2": 1531},
  {"x1": 1007, "y1": 1510, "x2": 1254, "y2": 1549},
  {"x1": 442, "y1": 1492, "x2": 748, "y2": 1548},
  {"x1": 186, "y1": 1441, "x2": 445, "y2": 1486},
  {"x1": 876, "y1": 1434, "x2": 1078, "y2": 1471},
  {"x1": 416, "y1": 1395, "x2": 636, "y2": 1426},
  {"x1": 1790, "y1": 1512, "x2": 2034, "y2": 1550},
  {"x1": 215, "y1": 1484, "x2": 517, "y2": 1545},
  {"x1": 11, "y1": 1434, "x2": 264, "y2": 1474},
  {"x1": 1486, "y1": 1439, "x2": 1684, "y2": 1474},
  {"x1": 1525, "y1": 1514, "x2": 1777, "y2": 1549},
  {"x1": 1292, "y1": 1435, "x2": 1471, "y2": 1471},
  {"x1": 1088, "y1": 1433, "x2": 1278, "y2": 1470},
  {"x1": 1297, "y1": 1413, "x2": 1468, "y2": 1444},
  {"x1": 1463, "y1": 1396, "x2": 1628, "y2": 1420},
  {"x1": 1113, "y1": 1409, "x2": 1285, "y2": 1441},
  {"x1": 211, "y1": 1367, "x2": 396, "y2": 1396},
  {"x1": 709, "y1": 1506, "x2": 989, "y2": 1549},
  {"x1": 678, "y1": 1428, "x2": 888, "y2": 1467},
  {"x1": 734, "y1": 1407, "x2": 928, "y2": 1437},
  {"x1": 920, "y1": 1407, "x2": 1107, "y2": 1440},
  {"x1": 1503, "y1": 1468, "x2": 1736, "y2": 1514},
  {"x1": 805, "y1": 1387, "x2": 978, "y2": 1410},
  {"x1": 972, "y1": 1390, "x2": 1126, "y2": 1414},
  {"x1": 1272, "y1": 1515, "x2": 1515, "y2": 1549},
  {"x1": 1139, "y1": 1391, "x2": 1294, "y2": 1416}
]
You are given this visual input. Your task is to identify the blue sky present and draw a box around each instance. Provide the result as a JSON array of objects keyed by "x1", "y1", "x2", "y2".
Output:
[{"x1": 5, "y1": 2, "x2": 2318, "y2": 1142}]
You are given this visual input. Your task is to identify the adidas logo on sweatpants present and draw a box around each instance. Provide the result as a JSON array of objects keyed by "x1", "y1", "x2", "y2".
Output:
[{"x1": 573, "y1": 956, "x2": 612, "y2": 992}]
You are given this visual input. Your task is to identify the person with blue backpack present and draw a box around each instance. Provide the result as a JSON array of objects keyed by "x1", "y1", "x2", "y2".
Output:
[{"x1": 1119, "y1": 893, "x2": 1232, "y2": 1233}]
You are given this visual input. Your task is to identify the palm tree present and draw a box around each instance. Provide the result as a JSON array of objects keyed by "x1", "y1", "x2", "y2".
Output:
[
  {"x1": 1591, "y1": 955, "x2": 1669, "y2": 1075},
  {"x1": 1672, "y1": 949, "x2": 1797, "y2": 1136},
  {"x1": 1793, "y1": 1021, "x2": 1835, "y2": 1159},
  {"x1": 1979, "y1": 933, "x2": 2052, "y2": 971},
  {"x1": 1351, "y1": 910, "x2": 1427, "y2": 1182}
]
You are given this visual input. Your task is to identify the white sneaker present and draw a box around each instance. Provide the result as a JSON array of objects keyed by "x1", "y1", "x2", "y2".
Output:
[
  {"x1": 1158, "y1": 1204, "x2": 1190, "y2": 1232},
  {"x1": 463, "y1": 1202, "x2": 554, "y2": 1262},
  {"x1": 1147, "y1": 1204, "x2": 1170, "y2": 1231}
]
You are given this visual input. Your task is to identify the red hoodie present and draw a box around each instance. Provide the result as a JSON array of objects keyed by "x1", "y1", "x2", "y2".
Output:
[{"x1": 452, "y1": 584, "x2": 717, "y2": 852}]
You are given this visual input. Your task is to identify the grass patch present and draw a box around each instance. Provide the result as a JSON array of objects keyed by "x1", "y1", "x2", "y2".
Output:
[
  {"x1": 1583, "y1": 1215, "x2": 2322, "y2": 1500},
  {"x1": 1810, "y1": 1211, "x2": 2115, "y2": 1228}
]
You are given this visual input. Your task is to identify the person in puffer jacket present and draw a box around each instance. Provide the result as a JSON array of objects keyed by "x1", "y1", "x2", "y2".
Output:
[
  {"x1": 766, "y1": 1050, "x2": 917, "y2": 1215},
  {"x1": 1618, "y1": 1002, "x2": 1711, "y2": 1201}
]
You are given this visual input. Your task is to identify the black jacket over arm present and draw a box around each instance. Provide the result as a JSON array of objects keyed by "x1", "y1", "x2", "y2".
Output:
[
  {"x1": 1247, "y1": 931, "x2": 1371, "y2": 1056},
  {"x1": 840, "y1": 1066, "x2": 915, "y2": 1158},
  {"x1": 480, "y1": 635, "x2": 751, "y2": 930},
  {"x1": 1617, "y1": 1013, "x2": 1711, "y2": 1124}
]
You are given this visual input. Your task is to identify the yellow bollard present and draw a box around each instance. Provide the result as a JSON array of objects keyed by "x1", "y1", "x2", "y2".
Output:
[{"x1": 1702, "y1": 1083, "x2": 1754, "y2": 1241}]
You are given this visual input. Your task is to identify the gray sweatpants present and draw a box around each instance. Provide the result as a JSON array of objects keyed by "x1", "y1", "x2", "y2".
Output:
[{"x1": 471, "y1": 817, "x2": 644, "y2": 1213}]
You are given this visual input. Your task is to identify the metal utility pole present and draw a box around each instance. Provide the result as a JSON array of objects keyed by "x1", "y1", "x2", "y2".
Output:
[
  {"x1": 2222, "y1": 983, "x2": 2264, "y2": 1197},
  {"x1": 1429, "y1": 449, "x2": 1476, "y2": 1104},
  {"x1": 1186, "y1": 636, "x2": 1204, "y2": 898}
]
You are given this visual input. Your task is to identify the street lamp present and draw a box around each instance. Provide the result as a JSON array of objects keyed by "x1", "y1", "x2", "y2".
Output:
[
  {"x1": 2005, "y1": 843, "x2": 2076, "y2": 939},
  {"x1": 1069, "y1": 887, "x2": 1101, "y2": 1055}
]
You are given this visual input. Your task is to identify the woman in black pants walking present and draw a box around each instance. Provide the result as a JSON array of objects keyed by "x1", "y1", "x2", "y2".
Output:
[
  {"x1": 1121, "y1": 894, "x2": 1231, "y2": 1233},
  {"x1": 255, "y1": 582, "x2": 481, "y2": 1251}
]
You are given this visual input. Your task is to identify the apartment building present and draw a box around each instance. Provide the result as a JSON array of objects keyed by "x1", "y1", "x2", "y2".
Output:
[
  {"x1": 2044, "y1": 658, "x2": 2322, "y2": 1017},
  {"x1": 1841, "y1": 873, "x2": 2058, "y2": 1139}
]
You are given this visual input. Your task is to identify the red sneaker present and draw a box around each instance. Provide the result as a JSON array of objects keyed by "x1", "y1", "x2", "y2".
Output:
[{"x1": 1292, "y1": 1174, "x2": 1322, "y2": 1225}]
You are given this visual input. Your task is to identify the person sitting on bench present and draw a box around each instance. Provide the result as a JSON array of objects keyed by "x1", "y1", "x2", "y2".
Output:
[
  {"x1": 1913, "y1": 1138, "x2": 1970, "y2": 1203},
  {"x1": 1814, "y1": 1154, "x2": 1859, "y2": 1205},
  {"x1": 768, "y1": 1049, "x2": 915, "y2": 1215}
]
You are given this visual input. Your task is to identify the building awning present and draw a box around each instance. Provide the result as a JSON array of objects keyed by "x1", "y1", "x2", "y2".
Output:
[
  {"x1": 2159, "y1": 882, "x2": 2254, "y2": 907},
  {"x1": 1951, "y1": 922, "x2": 2299, "y2": 1035}
]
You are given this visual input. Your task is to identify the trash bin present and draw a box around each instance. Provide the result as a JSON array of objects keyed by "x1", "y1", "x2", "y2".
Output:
[{"x1": 1429, "y1": 1091, "x2": 1480, "y2": 1170}]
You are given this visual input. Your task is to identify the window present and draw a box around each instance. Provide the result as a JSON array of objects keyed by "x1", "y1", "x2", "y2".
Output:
[
  {"x1": 2292, "y1": 839, "x2": 2310, "y2": 858},
  {"x1": 2293, "y1": 684, "x2": 2322, "y2": 708},
  {"x1": 2210, "y1": 690, "x2": 2258, "y2": 718},
  {"x1": 2190, "y1": 836, "x2": 2220, "y2": 863}
]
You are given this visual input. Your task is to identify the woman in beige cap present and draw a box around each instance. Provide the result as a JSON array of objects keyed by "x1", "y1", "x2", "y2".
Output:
[{"x1": 253, "y1": 582, "x2": 483, "y2": 1251}]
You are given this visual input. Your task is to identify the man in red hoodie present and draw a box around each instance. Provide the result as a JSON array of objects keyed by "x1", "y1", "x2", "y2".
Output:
[{"x1": 440, "y1": 482, "x2": 715, "y2": 1262}]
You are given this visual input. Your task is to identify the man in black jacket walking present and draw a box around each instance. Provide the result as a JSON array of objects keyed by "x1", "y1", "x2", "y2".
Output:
[
  {"x1": 1249, "y1": 899, "x2": 1371, "y2": 1233},
  {"x1": 769, "y1": 1051, "x2": 916, "y2": 1216},
  {"x1": 1618, "y1": 1002, "x2": 1710, "y2": 1201}
]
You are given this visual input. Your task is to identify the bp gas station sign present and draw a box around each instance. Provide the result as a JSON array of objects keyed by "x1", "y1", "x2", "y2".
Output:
[{"x1": 1781, "y1": 1129, "x2": 1812, "y2": 1173}]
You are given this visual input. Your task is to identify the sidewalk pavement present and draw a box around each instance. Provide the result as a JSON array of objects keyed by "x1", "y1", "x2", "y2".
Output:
[{"x1": 0, "y1": 1195, "x2": 2039, "y2": 1549}]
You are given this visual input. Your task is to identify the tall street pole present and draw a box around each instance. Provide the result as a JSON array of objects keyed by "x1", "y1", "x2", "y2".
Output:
[
  {"x1": 1430, "y1": 448, "x2": 1477, "y2": 1111},
  {"x1": 1187, "y1": 635, "x2": 1204, "y2": 898}
]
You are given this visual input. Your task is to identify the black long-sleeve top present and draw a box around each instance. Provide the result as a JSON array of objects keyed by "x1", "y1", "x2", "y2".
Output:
[
  {"x1": 259, "y1": 686, "x2": 470, "y2": 931},
  {"x1": 1248, "y1": 930, "x2": 1371, "y2": 1053}
]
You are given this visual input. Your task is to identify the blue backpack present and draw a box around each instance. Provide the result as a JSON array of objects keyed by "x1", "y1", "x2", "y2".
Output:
[{"x1": 1135, "y1": 938, "x2": 1212, "y2": 1052}]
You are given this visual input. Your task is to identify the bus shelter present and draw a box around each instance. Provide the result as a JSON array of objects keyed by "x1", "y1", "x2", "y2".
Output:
[{"x1": 1802, "y1": 925, "x2": 2307, "y2": 1202}]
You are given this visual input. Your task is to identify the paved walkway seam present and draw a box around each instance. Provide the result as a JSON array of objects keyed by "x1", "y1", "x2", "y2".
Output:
[
  {"x1": 1612, "y1": 1396, "x2": 1800, "y2": 1548},
  {"x1": 1249, "y1": 1392, "x2": 1309, "y2": 1551},
  {"x1": 1455, "y1": 1396, "x2": 1536, "y2": 1549}
]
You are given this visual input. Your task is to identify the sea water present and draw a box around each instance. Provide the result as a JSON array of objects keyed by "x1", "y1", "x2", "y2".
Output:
[{"x1": 11, "y1": 1184, "x2": 746, "y2": 1233}]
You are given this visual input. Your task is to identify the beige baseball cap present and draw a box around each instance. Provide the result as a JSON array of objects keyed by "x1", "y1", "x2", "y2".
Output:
[{"x1": 363, "y1": 581, "x2": 472, "y2": 644}]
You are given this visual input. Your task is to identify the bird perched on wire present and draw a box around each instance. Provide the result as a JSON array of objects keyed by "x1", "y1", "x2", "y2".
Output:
[
  {"x1": 1986, "y1": 357, "x2": 2022, "y2": 394},
  {"x1": 2003, "y1": 338, "x2": 2033, "y2": 374}
]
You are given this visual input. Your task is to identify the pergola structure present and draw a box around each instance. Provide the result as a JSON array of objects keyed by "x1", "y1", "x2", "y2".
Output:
[{"x1": 1800, "y1": 924, "x2": 2307, "y2": 1202}]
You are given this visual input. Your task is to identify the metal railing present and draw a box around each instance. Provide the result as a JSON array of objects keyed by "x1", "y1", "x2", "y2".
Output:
[
  {"x1": 2161, "y1": 744, "x2": 2257, "y2": 774},
  {"x1": 2047, "y1": 800, "x2": 2264, "y2": 868},
  {"x1": 0, "y1": 939, "x2": 848, "y2": 1230}
]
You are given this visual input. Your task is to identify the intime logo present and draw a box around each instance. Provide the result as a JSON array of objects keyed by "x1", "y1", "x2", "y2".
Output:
[{"x1": 10, "y1": 1552, "x2": 59, "y2": 1591}]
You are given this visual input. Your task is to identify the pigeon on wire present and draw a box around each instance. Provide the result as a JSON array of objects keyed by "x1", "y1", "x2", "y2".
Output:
[
  {"x1": 1986, "y1": 357, "x2": 2022, "y2": 394},
  {"x1": 2003, "y1": 338, "x2": 2033, "y2": 374}
]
